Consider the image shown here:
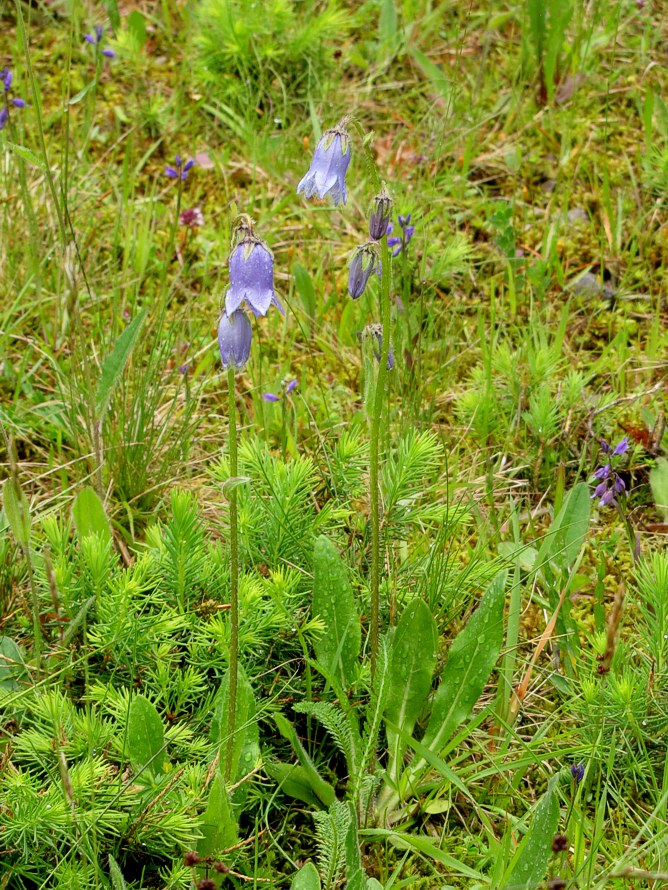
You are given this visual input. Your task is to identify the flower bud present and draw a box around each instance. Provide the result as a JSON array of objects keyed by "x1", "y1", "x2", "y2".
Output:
[
  {"x1": 348, "y1": 244, "x2": 381, "y2": 300},
  {"x1": 369, "y1": 187, "x2": 392, "y2": 240},
  {"x1": 218, "y1": 309, "x2": 252, "y2": 370}
]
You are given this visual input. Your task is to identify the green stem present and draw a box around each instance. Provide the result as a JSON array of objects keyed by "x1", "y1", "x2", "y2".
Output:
[
  {"x1": 225, "y1": 365, "x2": 239, "y2": 783},
  {"x1": 369, "y1": 238, "x2": 392, "y2": 679}
]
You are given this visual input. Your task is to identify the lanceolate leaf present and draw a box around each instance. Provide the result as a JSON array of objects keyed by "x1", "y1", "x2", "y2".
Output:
[
  {"x1": 500, "y1": 776, "x2": 560, "y2": 889},
  {"x1": 72, "y1": 486, "x2": 112, "y2": 545},
  {"x1": 96, "y1": 309, "x2": 147, "y2": 419},
  {"x1": 198, "y1": 772, "x2": 239, "y2": 856},
  {"x1": 274, "y1": 712, "x2": 336, "y2": 807},
  {"x1": 210, "y1": 664, "x2": 259, "y2": 799},
  {"x1": 3, "y1": 478, "x2": 31, "y2": 549},
  {"x1": 417, "y1": 571, "x2": 507, "y2": 765},
  {"x1": 291, "y1": 861, "x2": 321, "y2": 890},
  {"x1": 126, "y1": 694, "x2": 165, "y2": 778},
  {"x1": 266, "y1": 762, "x2": 329, "y2": 810},
  {"x1": 312, "y1": 535, "x2": 361, "y2": 688},
  {"x1": 385, "y1": 599, "x2": 437, "y2": 784},
  {"x1": 536, "y1": 482, "x2": 590, "y2": 576}
]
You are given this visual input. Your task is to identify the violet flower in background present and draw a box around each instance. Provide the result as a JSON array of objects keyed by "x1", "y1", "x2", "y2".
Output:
[
  {"x1": 218, "y1": 309, "x2": 252, "y2": 370},
  {"x1": 226, "y1": 240, "x2": 284, "y2": 318},
  {"x1": 84, "y1": 24, "x2": 116, "y2": 58},
  {"x1": 369, "y1": 186, "x2": 392, "y2": 240},
  {"x1": 180, "y1": 207, "x2": 204, "y2": 228},
  {"x1": 591, "y1": 436, "x2": 629, "y2": 507},
  {"x1": 165, "y1": 154, "x2": 196, "y2": 181},
  {"x1": 386, "y1": 214, "x2": 415, "y2": 257},
  {"x1": 297, "y1": 124, "x2": 351, "y2": 206},
  {"x1": 348, "y1": 243, "x2": 381, "y2": 299},
  {"x1": 263, "y1": 379, "x2": 297, "y2": 402},
  {"x1": 0, "y1": 68, "x2": 26, "y2": 131}
]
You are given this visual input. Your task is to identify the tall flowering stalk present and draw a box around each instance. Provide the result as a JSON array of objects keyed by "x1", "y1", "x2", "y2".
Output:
[
  {"x1": 298, "y1": 117, "x2": 393, "y2": 678},
  {"x1": 218, "y1": 215, "x2": 281, "y2": 781}
]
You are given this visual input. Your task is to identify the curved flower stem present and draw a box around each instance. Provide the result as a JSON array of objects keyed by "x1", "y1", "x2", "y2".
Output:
[
  {"x1": 225, "y1": 365, "x2": 239, "y2": 783},
  {"x1": 369, "y1": 238, "x2": 392, "y2": 680}
]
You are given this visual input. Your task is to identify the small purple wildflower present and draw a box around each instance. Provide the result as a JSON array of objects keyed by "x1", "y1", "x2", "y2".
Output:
[
  {"x1": 348, "y1": 243, "x2": 381, "y2": 299},
  {"x1": 386, "y1": 215, "x2": 415, "y2": 257},
  {"x1": 180, "y1": 207, "x2": 204, "y2": 228},
  {"x1": 165, "y1": 155, "x2": 196, "y2": 181},
  {"x1": 263, "y1": 393, "x2": 280, "y2": 403},
  {"x1": 285, "y1": 378, "x2": 298, "y2": 394},
  {"x1": 263, "y1": 378, "x2": 298, "y2": 402},
  {"x1": 297, "y1": 123, "x2": 351, "y2": 206},
  {"x1": 84, "y1": 24, "x2": 116, "y2": 58},
  {"x1": 218, "y1": 309, "x2": 252, "y2": 370},
  {"x1": 359, "y1": 325, "x2": 394, "y2": 371},
  {"x1": 591, "y1": 437, "x2": 628, "y2": 508},
  {"x1": 225, "y1": 239, "x2": 284, "y2": 318},
  {"x1": 570, "y1": 762, "x2": 585, "y2": 783},
  {"x1": 0, "y1": 68, "x2": 26, "y2": 130}
]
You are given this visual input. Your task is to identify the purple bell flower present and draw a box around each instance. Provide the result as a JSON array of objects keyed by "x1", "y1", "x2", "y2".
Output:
[
  {"x1": 386, "y1": 215, "x2": 415, "y2": 257},
  {"x1": 297, "y1": 125, "x2": 351, "y2": 206},
  {"x1": 348, "y1": 243, "x2": 381, "y2": 299},
  {"x1": 218, "y1": 309, "x2": 252, "y2": 370},
  {"x1": 369, "y1": 187, "x2": 392, "y2": 240},
  {"x1": 0, "y1": 68, "x2": 26, "y2": 130},
  {"x1": 263, "y1": 378, "x2": 297, "y2": 402},
  {"x1": 571, "y1": 762, "x2": 585, "y2": 783},
  {"x1": 590, "y1": 436, "x2": 629, "y2": 508},
  {"x1": 225, "y1": 241, "x2": 284, "y2": 318}
]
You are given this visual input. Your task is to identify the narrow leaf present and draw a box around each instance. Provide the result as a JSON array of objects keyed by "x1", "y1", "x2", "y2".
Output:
[
  {"x1": 312, "y1": 535, "x2": 361, "y2": 688},
  {"x1": 419, "y1": 571, "x2": 507, "y2": 762},
  {"x1": 0, "y1": 637, "x2": 27, "y2": 691},
  {"x1": 3, "y1": 478, "x2": 31, "y2": 548},
  {"x1": 274, "y1": 713, "x2": 336, "y2": 807},
  {"x1": 293, "y1": 263, "x2": 316, "y2": 321},
  {"x1": 96, "y1": 309, "x2": 147, "y2": 419},
  {"x1": 265, "y1": 762, "x2": 326, "y2": 809},
  {"x1": 385, "y1": 599, "x2": 437, "y2": 783},
  {"x1": 536, "y1": 483, "x2": 590, "y2": 575},
  {"x1": 198, "y1": 772, "x2": 239, "y2": 856},
  {"x1": 501, "y1": 777, "x2": 559, "y2": 889},
  {"x1": 210, "y1": 663, "x2": 259, "y2": 797},
  {"x1": 108, "y1": 855, "x2": 128, "y2": 890},
  {"x1": 127, "y1": 694, "x2": 165, "y2": 777},
  {"x1": 72, "y1": 486, "x2": 112, "y2": 545}
]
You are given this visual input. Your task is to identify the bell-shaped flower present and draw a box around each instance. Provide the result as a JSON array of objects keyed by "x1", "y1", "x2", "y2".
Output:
[
  {"x1": 225, "y1": 240, "x2": 284, "y2": 318},
  {"x1": 218, "y1": 309, "x2": 252, "y2": 370},
  {"x1": 369, "y1": 187, "x2": 392, "y2": 240},
  {"x1": 297, "y1": 126, "x2": 351, "y2": 206},
  {"x1": 348, "y1": 243, "x2": 381, "y2": 300}
]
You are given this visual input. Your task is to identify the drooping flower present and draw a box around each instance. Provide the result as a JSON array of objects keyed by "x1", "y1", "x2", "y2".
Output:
[
  {"x1": 179, "y1": 207, "x2": 205, "y2": 228},
  {"x1": 348, "y1": 243, "x2": 381, "y2": 299},
  {"x1": 386, "y1": 215, "x2": 415, "y2": 257},
  {"x1": 84, "y1": 24, "x2": 116, "y2": 58},
  {"x1": 263, "y1": 378, "x2": 297, "y2": 402},
  {"x1": 225, "y1": 239, "x2": 284, "y2": 318},
  {"x1": 297, "y1": 124, "x2": 351, "y2": 206},
  {"x1": 369, "y1": 186, "x2": 392, "y2": 240},
  {"x1": 165, "y1": 154, "x2": 196, "y2": 181},
  {"x1": 0, "y1": 68, "x2": 26, "y2": 131},
  {"x1": 218, "y1": 309, "x2": 252, "y2": 370},
  {"x1": 359, "y1": 324, "x2": 394, "y2": 371}
]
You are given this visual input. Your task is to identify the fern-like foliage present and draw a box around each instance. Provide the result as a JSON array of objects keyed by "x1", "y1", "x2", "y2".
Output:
[
  {"x1": 294, "y1": 701, "x2": 361, "y2": 781},
  {"x1": 382, "y1": 430, "x2": 443, "y2": 532},
  {"x1": 312, "y1": 800, "x2": 351, "y2": 890},
  {"x1": 160, "y1": 490, "x2": 208, "y2": 611}
]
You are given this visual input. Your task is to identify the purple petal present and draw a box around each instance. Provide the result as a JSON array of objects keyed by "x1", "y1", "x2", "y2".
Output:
[
  {"x1": 102, "y1": 48, "x2": 116, "y2": 58},
  {"x1": 12, "y1": 98, "x2": 25, "y2": 108},
  {"x1": 183, "y1": 158, "x2": 195, "y2": 173},
  {"x1": 593, "y1": 481, "x2": 608, "y2": 499},
  {"x1": 398, "y1": 213, "x2": 411, "y2": 227},
  {"x1": 285, "y1": 379, "x2": 298, "y2": 393},
  {"x1": 263, "y1": 393, "x2": 280, "y2": 402},
  {"x1": 391, "y1": 244, "x2": 402, "y2": 258},
  {"x1": 614, "y1": 476, "x2": 626, "y2": 493},
  {"x1": 0, "y1": 107, "x2": 8, "y2": 130},
  {"x1": 613, "y1": 436, "x2": 628, "y2": 456},
  {"x1": 175, "y1": 154, "x2": 182, "y2": 168},
  {"x1": 165, "y1": 167, "x2": 178, "y2": 178},
  {"x1": 593, "y1": 464, "x2": 611, "y2": 480},
  {"x1": 3, "y1": 69, "x2": 13, "y2": 91},
  {"x1": 599, "y1": 489, "x2": 615, "y2": 507},
  {"x1": 404, "y1": 225, "x2": 415, "y2": 242},
  {"x1": 95, "y1": 24, "x2": 104, "y2": 41},
  {"x1": 84, "y1": 33, "x2": 96, "y2": 44}
]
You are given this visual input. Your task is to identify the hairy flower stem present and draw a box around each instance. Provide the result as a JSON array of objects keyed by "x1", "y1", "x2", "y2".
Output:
[
  {"x1": 225, "y1": 365, "x2": 239, "y2": 784},
  {"x1": 369, "y1": 238, "x2": 392, "y2": 680}
]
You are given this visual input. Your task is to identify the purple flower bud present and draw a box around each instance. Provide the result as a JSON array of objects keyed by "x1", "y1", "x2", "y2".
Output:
[
  {"x1": 225, "y1": 241, "x2": 284, "y2": 318},
  {"x1": 84, "y1": 33, "x2": 96, "y2": 44},
  {"x1": 183, "y1": 159, "x2": 195, "y2": 174},
  {"x1": 12, "y1": 98, "x2": 25, "y2": 108},
  {"x1": 612, "y1": 436, "x2": 628, "y2": 456},
  {"x1": 614, "y1": 476, "x2": 626, "y2": 493},
  {"x1": 2, "y1": 68, "x2": 13, "y2": 91},
  {"x1": 165, "y1": 166, "x2": 179, "y2": 179},
  {"x1": 102, "y1": 48, "x2": 116, "y2": 58},
  {"x1": 263, "y1": 393, "x2": 280, "y2": 402},
  {"x1": 175, "y1": 154, "x2": 182, "y2": 168},
  {"x1": 369, "y1": 187, "x2": 392, "y2": 240},
  {"x1": 0, "y1": 107, "x2": 8, "y2": 130},
  {"x1": 297, "y1": 125, "x2": 352, "y2": 206},
  {"x1": 398, "y1": 213, "x2": 411, "y2": 227},
  {"x1": 592, "y1": 481, "x2": 608, "y2": 500},
  {"x1": 218, "y1": 309, "x2": 252, "y2": 370},
  {"x1": 571, "y1": 763, "x2": 585, "y2": 783},
  {"x1": 593, "y1": 464, "x2": 610, "y2": 480},
  {"x1": 599, "y1": 489, "x2": 616, "y2": 507},
  {"x1": 348, "y1": 244, "x2": 381, "y2": 300},
  {"x1": 95, "y1": 24, "x2": 104, "y2": 41},
  {"x1": 285, "y1": 379, "x2": 298, "y2": 394}
]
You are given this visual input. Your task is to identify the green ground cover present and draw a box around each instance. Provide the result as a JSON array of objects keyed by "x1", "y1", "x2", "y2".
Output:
[{"x1": 1, "y1": 0, "x2": 667, "y2": 887}]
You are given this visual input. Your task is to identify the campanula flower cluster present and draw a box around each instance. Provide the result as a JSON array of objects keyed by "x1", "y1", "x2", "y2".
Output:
[
  {"x1": 84, "y1": 25, "x2": 116, "y2": 59},
  {"x1": 387, "y1": 214, "x2": 415, "y2": 257},
  {"x1": 218, "y1": 216, "x2": 283, "y2": 372},
  {"x1": 165, "y1": 155, "x2": 195, "y2": 181},
  {"x1": 591, "y1": 437, "x2": 628, "y2": 507},
  {"x1": 0, "y1": 68, "x2": 26, "y2": 130}
]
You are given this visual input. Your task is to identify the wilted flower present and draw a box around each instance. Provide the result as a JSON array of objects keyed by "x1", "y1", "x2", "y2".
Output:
[
  {"x1": 225, "y1": 239, "x2": 284, "y2": 318},
  {"x1": 218, "y1": 309, "x2": 252, "y2": 370},
  {"x1": 0, "y1": 68, "x2": 26, "y2": 131},
  {"x1": 297, "y1": 123, "x2": 351, "y2": 206},
  {"x1": 359, "y1": 325, "x2": 394, "y2": 371},
  {"x1": 591, "y1": 436, "x2": 628, "y2": 508},
  {"x1": 348, "y1": 243, "x2": 381, "y2": 299},
  {"x1": 386, "y1": 215, "x2": 415, "y2": 257},
  {"x1": 179, "y1": 207, "x2": 204, "y2": 228},
  {"x1": 165, "y1": 154, "x2": 195, "y2": 181},
  {"x1": 369, "y1": 186, "x2": 392, "y2": 240},
  {"x1": 84, "y1": 24, "x2": 116, "y2": 58}
]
